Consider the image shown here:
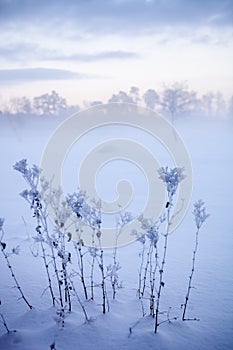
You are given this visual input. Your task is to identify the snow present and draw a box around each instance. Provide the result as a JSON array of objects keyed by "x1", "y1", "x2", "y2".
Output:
[{"x1": 0, "y1": 113, "x2": 233, "y2": 350}]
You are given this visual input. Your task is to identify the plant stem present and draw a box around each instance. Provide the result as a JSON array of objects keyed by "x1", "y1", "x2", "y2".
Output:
[
  {"x1": 98, "y1": 238, "x2": 107, "y2": 314},
  {"x1": 0, "y1": 242, "x2": 32, "y2": 310},
  {"x1": 39, "y1": 240, "x2": 56, "y2": 306},
  {"x1": 0, "y1": 313, "x2": 10, "y2": 333},
  {"x1": 74, "y1": 241, "x2": 88, "y2": 300},
  {"x1": 182, "y1": 229, "x2": 200, "y2": 321},
  {"x1": 138, "y1": 242, "x2": 145, "y2": 299},
  {"x1": 149, "y1": 246, "x2": 158, "y2": 317},
  {"x1": 141, "y1": 242, "x2": 153, "y2": 298},
  {"x1": 68, "y1": 276, "x2": 89, "y2": 322},
  {"x1": 155, "y1": 203, "x2": 171, "y2": 333},
  {"x1": 39, "y1": 212, "x2": 64, "y2": 309}
]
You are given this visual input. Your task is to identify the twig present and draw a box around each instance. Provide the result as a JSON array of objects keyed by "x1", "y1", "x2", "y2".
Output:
[
  {"x1": 0, "y1": 313, "x2": 10, "y2": 333},
  {"x1": 0, "y1": 239, "x2": 32, "y2": 310}
]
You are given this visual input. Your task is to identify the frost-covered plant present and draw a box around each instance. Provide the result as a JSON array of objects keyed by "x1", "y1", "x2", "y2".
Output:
[
  {"x1": 96, "y1": 227, "x2": 109, "y2": 314},
  {"x1": 14, "y1": 160, "x2": 57, "y2": 307},
  {"x1": 43, "y1": 185, "x2": 74, "y2": 312},
  {"x1": 109, "y1": 211, "x2": 133, "y2": 299},
  {"x1": 155, "y1": 166, "x2": 185, "y2": 333},
  {"x1": 67, "y1": 191, "x2": 102, "y2": 301},
  {"x1": 67, "y1": 191, "x2": 101, "y2": 229},
  {"x1": 134, "y1": 214, "x2": 164, "y2": 317},
  {"x1": 67, "y1": 191, "x2": 109, "y2": 313},
  {"x1": 182, "y1": 200, "x2": 209, "y2": 321},
  {"x1": 0, "y1": 218, "x2": 32, "y2": 310},
  {"x1": 14, "y1": 160, "x2": 88, "y2": 320}
]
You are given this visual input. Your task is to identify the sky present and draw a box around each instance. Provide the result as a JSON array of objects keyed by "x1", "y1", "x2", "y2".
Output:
[{"x1": 0, "y1": 0, "x2": 232, "y2": 105}]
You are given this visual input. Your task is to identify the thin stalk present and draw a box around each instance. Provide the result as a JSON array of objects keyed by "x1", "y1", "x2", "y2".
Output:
[
  {"x1": 141, "y1": 242, "x2": 153, "y2": 298},
  {"x1": 155, "y1": 202, "x2": 171, "y2": 333},
  {"x1": 39, "y1": 240, "x2": 56, "y2": 306},
  {"x1": 68, "y1": 276, "x2": 89, "y2": 322},
  {"x1": 98, "y1": 237, "x2": 107, "y2": 314},
  {"x1": 60, "y1": 232, "x2": 72, "y2": 312},
  {"x1": 39, "y1": 211, "x2": 64, "y2": 309},
  {"x1": 0, "y1": 241, "x2": 32, "y2": 310},
  {"x1": 0, "y1": 313, "x2": 10, "y2": 333},
  {"x1": 74, "y1": 241, "x2": 88, "y2": 300},
  {"x1": 111, "y1": 225, "x2": 122, "y2": 299},
  {"x1": 138, "y1": 242, "x2": 145, "y2": 299},
  {"x1": 90, "y1": 229, "x2": 96, "y2": 300},
  {"x1": 149, "y1": 246, "x2": 158, "y2": 317},
  {"x1": 182, "y1": 229, "x2": 200, "y2": 321}
]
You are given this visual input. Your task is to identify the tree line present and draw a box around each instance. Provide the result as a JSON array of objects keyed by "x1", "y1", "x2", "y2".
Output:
[{"x1": 1, "y1": 82, "x2": 232, "y2": 119}]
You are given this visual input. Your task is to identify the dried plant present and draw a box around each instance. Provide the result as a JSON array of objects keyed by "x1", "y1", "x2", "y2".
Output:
[{"x1": 182, "y1": 200, "x2": 209, "y2": 321}]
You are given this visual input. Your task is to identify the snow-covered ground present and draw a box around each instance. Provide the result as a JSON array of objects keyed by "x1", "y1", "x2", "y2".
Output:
[{"x1": 0, "y1": 113, "x2": 233, "y2": 350}]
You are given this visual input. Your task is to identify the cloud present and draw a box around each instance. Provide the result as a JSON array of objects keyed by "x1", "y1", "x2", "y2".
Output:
[
  {"x1": 55, "y1": 51, "x2": 140, "y2": 62},
  {"x1": 0, "y1": 68, "x2": 91, "y2": 83},
  {"x1": 0, "y1": 0, "x2": 232, "y2": 34},
  {"x1": 0, "y1": 44, "x2": 139, "y2": 62},
  {"x1": 0, "y1": 43, "x2": 37, "y2": 61}
]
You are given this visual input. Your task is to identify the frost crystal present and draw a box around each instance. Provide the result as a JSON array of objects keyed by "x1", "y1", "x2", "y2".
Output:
[
  {"x1": 193, "y1": 200, "x2": 209, "y2": 229},
  {"x1": 117, "y1": 211, "x2": 133, "y2": 226},
  {"x1": 146, "y1": 226, "x2": 159, "y2": 247},
  {"x1": 43, "y1": 187, "x2": 71, "y2": 226},
  {"x1": 88, "y1": 246, "x2": 98, "y2": 258},
  {"x1": 158, "y1": 166, "x2": 185, "y2": 197},
  {"x1": 13, "y1": 159, "x2": 41, "y2": 188},
  {"x1": 136, "y1": 214, "x2": 160, "y2": 247},
  {"x1": 13, "y1": 159, "x2": 28, "y2": 174},
  {"x1": 137, "y1": 233, "x2": 146, "y2": 244},
  {"x1": 20, "y1": 189, "x2": 29, "y2": 199},
  {"x1": 67, "y1": 191, "x2": 101, "y2": 229}
]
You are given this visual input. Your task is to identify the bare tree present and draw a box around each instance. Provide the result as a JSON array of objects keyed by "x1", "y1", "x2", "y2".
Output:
[
  {"x1": 33, "y1": 90, "x2": 67, "y2": 116},
  {"x1": 5, "y1": 97, "x2": 32, "y2": 115},
  {"x1": 130, "y1": 86, "x2": 140, "y2": 104},
  {"x1": 108, "y1": 90, "x2": 134, "y2": 104},
  {"x1": 143, "y1": 89, "x2": 159, "y2": 110},
  {"x1": 228, "y1": 96, "x2": 233, "y2": 118},
  {"x1": 201, "y1": 92, "x2": 215, "y2": 116},
  {"x1": 215, "y1": 92, "x2": 226, "y2": 116},
  {"x1": 160, "y1": 82, "x2": 197, "y2": 123}
]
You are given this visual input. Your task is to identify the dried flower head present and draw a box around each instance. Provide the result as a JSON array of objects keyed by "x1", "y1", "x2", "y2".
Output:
[
  {"x1": 13, "y1": 159, "x2": 28, "y2": 174},
  {"x1": 14, "y1": 159, "x2": 41, "y2": 189},
  {"x1": 67, "y1": 190, "x2": 101, "y2": 229},
  {"x1": 146, "y1": 225, "x2": 159, "y2": 247},
  {"x1": 193, "y1": 200, "x2": 210, "y2": 229},
  {"x1": 117, "y1": 211, "x2": 133, "y2": 227},
  {"x1": 158, "y1": 166, "x2": 185, "y2": 198}
]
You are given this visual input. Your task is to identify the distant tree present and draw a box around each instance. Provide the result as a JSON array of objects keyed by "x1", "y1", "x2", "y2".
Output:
[
  {"x1": 215, "y1": 92, "x2": 226, "y2": 116},
  {"x1": 33, "y1": 90, "x2": 67, "y2": 116},
  {"x1": 228, "y1": 96, "x2": 233, "y2": 118},
  {"x1": 89, "y1": 101, "x2": 103, "y2": 107},
  {"x1": 160, "y1": 82, "x2": 197, "y2": 122},
  {"x1": 200, "y1": 92, "x2": 226, "y2": 117},
  {"x1": 143, "y1": 89, "x2": 159, "y2": 110},
  {"x1": 201, "y1": 92, "x2": 215, "y2": 116},
  {"x1": 129, "y1": 86, "x2": 140, "y2": 104},
  {"x1": 108, "y1": 90, "x2": 134, "y2": 104},
  {"x1": 5, "y1": 97, "x2": 32, "y2": 115}
]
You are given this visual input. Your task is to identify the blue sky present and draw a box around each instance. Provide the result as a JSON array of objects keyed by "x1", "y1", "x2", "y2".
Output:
[{"x1": 0, "y1": 0, "x2": 232, "y2": 104}]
